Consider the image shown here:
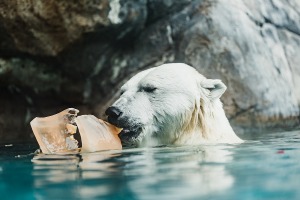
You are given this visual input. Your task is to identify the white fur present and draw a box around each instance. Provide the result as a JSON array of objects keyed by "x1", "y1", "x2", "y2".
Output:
[{"x1": 112, "y1": 63, "x2": 242, "y2": 147}]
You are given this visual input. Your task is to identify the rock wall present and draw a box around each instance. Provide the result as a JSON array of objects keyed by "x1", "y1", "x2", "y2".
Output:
[{"x1": 0, "y1": 0, "x2": 299, "y2": 143}]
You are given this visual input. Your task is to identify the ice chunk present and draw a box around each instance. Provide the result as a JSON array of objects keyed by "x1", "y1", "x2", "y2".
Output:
[
  {"x1": 30, "y1": 109, "x2": 122, "y2": 154},
  {"x1": 75, "y1": 115, "x2": 122, "y2": 152},
  {"x1": 30, "y1": 108, "x2": 79, "y2": 154}
]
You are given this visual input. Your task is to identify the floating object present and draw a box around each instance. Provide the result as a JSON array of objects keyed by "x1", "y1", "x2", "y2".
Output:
[
  {"x1": 30, "y1": 108, "x2": 79, "y2": 154},
  {"x1": 30, "y1": 108, "x2": 122, "y2": 154},
  {"x1": 75, "y1": 115, "x2": 122, "y2": 152}
]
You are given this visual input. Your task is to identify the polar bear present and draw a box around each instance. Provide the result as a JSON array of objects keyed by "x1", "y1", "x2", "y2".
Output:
[{"x1": 105, "y1": 63, "x2": 242, "y2": 147}]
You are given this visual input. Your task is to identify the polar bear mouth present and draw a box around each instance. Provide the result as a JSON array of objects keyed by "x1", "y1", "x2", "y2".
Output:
[{"x1": 118, "y1": 127, "x2": 143, "y2": 147}]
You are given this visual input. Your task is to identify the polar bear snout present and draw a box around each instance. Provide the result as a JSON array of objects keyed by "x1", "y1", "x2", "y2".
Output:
[
  {"x1": 105, "y1": 106, "x2": 123, "y2": 126},
  {"x1": 105, "y1": 104, "x2": 145, "y2": 147}
]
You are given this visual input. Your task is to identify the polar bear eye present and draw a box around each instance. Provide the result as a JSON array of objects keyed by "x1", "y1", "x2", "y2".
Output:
[
  {"x1": 120, "y1": 89, "x2": 125, "y2": 95},
  {"x1": 142, "y1": 86, "x2": 157, "y2": 93}
]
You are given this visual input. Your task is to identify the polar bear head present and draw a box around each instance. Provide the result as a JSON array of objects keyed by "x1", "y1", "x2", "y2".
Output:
[{"x1": 106, "y1": 63, "x2": 241, "y2": 147}]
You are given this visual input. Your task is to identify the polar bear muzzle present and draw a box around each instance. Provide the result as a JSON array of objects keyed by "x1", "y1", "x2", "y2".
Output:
[{"x1": 105, "y1": 106, "x2": 143, "y2": 146}]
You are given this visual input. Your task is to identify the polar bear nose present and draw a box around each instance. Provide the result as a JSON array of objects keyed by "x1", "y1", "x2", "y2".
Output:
[{"x1": 105, "y1": 106, "x2": 123, "y2": 124}]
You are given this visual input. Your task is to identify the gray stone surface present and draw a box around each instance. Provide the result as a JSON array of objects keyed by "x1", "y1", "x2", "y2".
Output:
[
  {"x1": 178, "y1": 0, "x2": 300, "y2": 132},
  {"x1": 0, "y1": 0, "x2": 147, "y2": 55},
  {"x1": 0, "y1": 0, "x2": 299, "y2": 143}
]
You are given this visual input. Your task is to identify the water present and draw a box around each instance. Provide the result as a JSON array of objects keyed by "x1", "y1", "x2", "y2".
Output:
[{"x1": 1, "y1": 130, "x2": 300, "y2": 200}]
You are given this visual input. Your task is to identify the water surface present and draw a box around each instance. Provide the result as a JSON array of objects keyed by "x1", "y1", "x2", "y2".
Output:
[{"x1": 1, "y1": 130, "x2": 300, "y2": 200}]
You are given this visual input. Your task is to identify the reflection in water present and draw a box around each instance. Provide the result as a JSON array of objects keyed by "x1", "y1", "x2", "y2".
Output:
[
  {"x1": 1, "y1": 131, "x2": 300, "y2": 199},
  {"x1": 31, "y1": 145, "x2": 235, "y2": 199},
  {"x1": 121, "y1": 146, "x2": 235, "y2": 199}
]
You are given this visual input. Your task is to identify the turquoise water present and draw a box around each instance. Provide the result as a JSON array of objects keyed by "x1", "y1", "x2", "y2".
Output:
[{"x1": 1, "y1": 130, "x2": 300, "y2": 200}]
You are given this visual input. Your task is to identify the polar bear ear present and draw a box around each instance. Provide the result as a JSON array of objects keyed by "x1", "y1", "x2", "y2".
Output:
[{"x1": 201, "y1": 79, "x2": 227, "y2": 100}]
